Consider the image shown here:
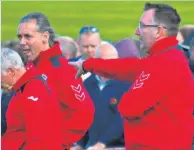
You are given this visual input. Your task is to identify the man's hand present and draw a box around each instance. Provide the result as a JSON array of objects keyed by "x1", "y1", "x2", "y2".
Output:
[
  {"x1": 68, "y1": 60, "x2": 85, "y2": 79},
  {"x1": 87, "y1": 142, "x2": 106, "y2": 150}
]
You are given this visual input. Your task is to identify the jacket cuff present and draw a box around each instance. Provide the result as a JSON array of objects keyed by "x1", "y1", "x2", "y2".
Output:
[{"x1": 83, "y1": 58, "x2": 94, "y2": 73}]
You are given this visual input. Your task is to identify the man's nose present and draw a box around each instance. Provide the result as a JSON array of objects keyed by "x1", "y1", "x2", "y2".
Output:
[
  {"x1": 88, "y1": 46, "x2": 93, "y2": 53},
  {"x1": 20, "y1": 37, "x2": 27, "y2": 45}
]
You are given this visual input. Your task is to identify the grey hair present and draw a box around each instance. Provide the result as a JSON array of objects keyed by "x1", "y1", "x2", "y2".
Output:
[
  {"x1": 55, "y1": 36, "x2": 78, "y2": 59},
  {"x1": 1, "y1": 40, "x2": 27, "y2": 64},
  {"x1": 1, "y1": 48, "x2": 24, "y2": 75},
  {"x1": 144, "y1": 2, "x2": 181, "y2": 36},
  {"x1": 19, "y1": 12, "x2": 55, "y2": 46}
]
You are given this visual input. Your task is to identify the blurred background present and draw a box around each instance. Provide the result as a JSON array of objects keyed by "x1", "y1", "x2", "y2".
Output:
[{"x1": 2, "y1": 1, "x2": 194, "y2": 43}]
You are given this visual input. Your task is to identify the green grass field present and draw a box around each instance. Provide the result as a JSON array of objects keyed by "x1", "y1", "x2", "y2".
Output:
[{"x1": 2, "y1": 1, "x2": 194, "y2": 42}]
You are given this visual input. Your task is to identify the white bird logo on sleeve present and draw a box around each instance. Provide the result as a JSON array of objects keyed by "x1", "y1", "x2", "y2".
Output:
[{"x1": 28, "y1": 96, "x2": 39, "y2": 101}]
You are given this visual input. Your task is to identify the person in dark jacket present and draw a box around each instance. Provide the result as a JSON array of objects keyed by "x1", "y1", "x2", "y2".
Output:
[
  {"x1": 73, "y1": 43, "x2": 131, "y2": 150},
  {"x1": 84, "y1": 74, "x2": 130, "y2": 149},
  {"x1": 1, "y1": 91, "x2": 15, "y2": 136}
]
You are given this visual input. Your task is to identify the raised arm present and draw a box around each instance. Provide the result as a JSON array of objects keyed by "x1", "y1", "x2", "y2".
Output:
[{"x1": 70, "y1": 58, "x2": 141, "y2": 82}]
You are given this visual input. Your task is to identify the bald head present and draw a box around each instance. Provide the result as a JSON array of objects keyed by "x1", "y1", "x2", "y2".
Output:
[{"x1": 95, "y1": 43, "x2": 118, "y2": 59}]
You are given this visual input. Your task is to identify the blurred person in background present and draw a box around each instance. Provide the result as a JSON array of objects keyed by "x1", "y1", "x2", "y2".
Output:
[
  {"x1": 78, "y1": 25, "x2": 109, "y2": 60},
  {"x1": 177, "y1": 25, "x2": 194, "y2": 44},
  {"x1": 2, "y1": 40, "x2": 28, "y2": 65},
  {"x1": 114, "y1": 38, "x2": 140, "y2": 58},
  {"x1": 70, "y1": 3, "x2": 194, "y2": 149},
  {"x1": 55, "y1": 36, "x2": 81, "y2": 61},
  {"x1": 17, "y1": 12, "x2": 95, "y2": 149},
  {"x1": 72, "y1": 43, "x2": 131, "y2": 150},
  {"x1": 179, "y1": 30, "x2": 194, "y2": 59},
  {"x1": 1, "y1": 48, "x2": 64, "y2": 150}
]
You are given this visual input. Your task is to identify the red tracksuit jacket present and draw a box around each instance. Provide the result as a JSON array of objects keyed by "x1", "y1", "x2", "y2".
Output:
[
  {"x1": 30, "y1": 42, "x2": 95, "y2": 148},
  {"x1": 83, "y1": 37, "x2": 194, "y2": 149},
  {"x1": 2, "y1": 66, "x2": 64, "y2": 150}
]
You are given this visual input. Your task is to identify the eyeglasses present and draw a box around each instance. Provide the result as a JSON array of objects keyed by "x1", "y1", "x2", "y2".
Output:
[
  {"x1": 79, "y1": 26, "x2": 99, "y2": 35},
  {"x1": 138, "y1": 22, "x2": 167, "y2": 29}
]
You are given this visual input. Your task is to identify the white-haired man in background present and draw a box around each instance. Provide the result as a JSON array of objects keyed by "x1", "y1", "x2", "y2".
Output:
[
  {"x1": 55, "y1": 36, "x2": 80, "y2": 61},
  {"x1": 1, "y1": 48, "x2": 64, "y2": 150}
]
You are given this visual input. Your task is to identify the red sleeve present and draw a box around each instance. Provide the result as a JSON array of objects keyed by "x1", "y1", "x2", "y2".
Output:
[
  {"x1": 83, "y1": 58, "x2": 141, "y2": 82},
  {"x1": 56, "y1": 58, "x2": 95, "y2": 146},
  {"x1": 22, "y1": 79, "x2": 64, "y2": 150}
]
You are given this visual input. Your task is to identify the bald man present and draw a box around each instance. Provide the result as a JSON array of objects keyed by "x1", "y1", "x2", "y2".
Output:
[
  {"x1": 72, "y1": 43, "x2": 132, "y2": 150},
  {"x1": 96, "y1": 43, "x2": 118, "y2": 59}
]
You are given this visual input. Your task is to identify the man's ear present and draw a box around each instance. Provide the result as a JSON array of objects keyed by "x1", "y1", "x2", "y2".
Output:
[
  {"x1": 155, "y1": 25, "x2": 166, "y2": 39},
  {"x1": 7, "y1": 68, "x2": 16, "y2": 78},
  {"x1": 42, "y1": 31, "x2": 50, "y2": 43}
]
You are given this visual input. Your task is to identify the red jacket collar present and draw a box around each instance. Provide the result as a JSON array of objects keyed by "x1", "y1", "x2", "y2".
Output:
[
  {"x1": 12, "y1": 66, "x2": 40, "y2": 91},
  {"x1": 149, "y1": 36, "x2": 178, "y2": 56},
  {"x1": 35, "y1": 42, "x2": 62, "y2": 65}
]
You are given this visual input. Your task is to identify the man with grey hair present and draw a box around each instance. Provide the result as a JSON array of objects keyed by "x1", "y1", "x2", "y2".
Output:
[
  {"x1": 1, "y1": 40, "x2": 27, "y2": 136},
  {"x1": 17, "y1": 12, "x2": 94, "y2": 149},
  {"x1": 1, "y1": 48, "x2": 64, "y2": 149},
  {"x1": 55, "y1": 36, "x2": 79, "y2": 60},
  {"x1": 70, "y1": 2, "x2": 194, "y2": 149}
]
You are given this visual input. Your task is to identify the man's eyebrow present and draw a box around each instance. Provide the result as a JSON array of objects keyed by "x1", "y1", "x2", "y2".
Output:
[{"x1": 24, "y1": 34, "x2": 31, "y2": 37}]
